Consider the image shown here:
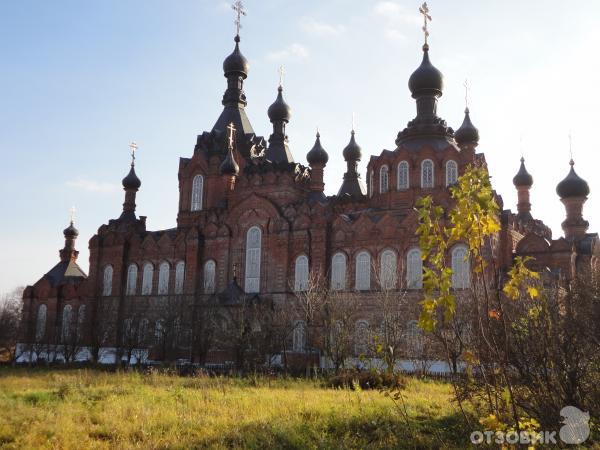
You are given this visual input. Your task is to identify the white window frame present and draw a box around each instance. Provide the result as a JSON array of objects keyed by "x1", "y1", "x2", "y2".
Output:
[
  {"x1": 77, "y1": 305, "x2": 86, "y2": 340},
  {"x1": 126, "y1": 264, "x2": 137, "y2": 296},
  {"x1": 331, "y1": 252, "x2": 347, "y2": 290},
  {"x1": 380, "y1": 250, "x2": 397, "y2": 289},
  {"x1": 397, "y1": 160, "x2": 409, "y2": 190},
  {"x1": 175, "y1": 261, "x2": 185, "y2": 295},
  {"x1": 421, "y1": 159, "x2": 434, "y2": 188},
  {"x1": 141, "y1": 262, "x2": 154, "y2": 295},
  {"x1": 204, "y1": 260, "x2": 216, "y2": 294},
  {"x1": 35, "y1": 304, "x2": 47, "y2": 341},
  {"x1": 61, "y1": 305, "x2": 73, "y2": 343},
  {"x1": 293, "y1": 320, "x2": 306, "y2": 352},
  {"x1": 451, "y1": 245, "x2": 470, "y2": 289},
  {"x1": 355, "y1": 251, "x2": 371, "y2": 291},
  {"x1": 406, "y1": 248, "x2": 423, "y2": 289},
  {"x1": 245, "y1": 226, "x2": 262, "y2": 293},
  {"x1": 446, "y1": 160, "x2": 458, "y2": 186},
  {"x1": 191, "y1": 174, "x2": 204, "y2": 211},
  {"x1": 294, "y1": 255, "x2": 309, "y2": 292},
  {"x1": 379, "y1": 165, "x2": 389, "y2": 193},
  {"x1": 102, "y1": 265, "x2": 113, "y2": 297},
  {"x1": 158, "y1": 261, "x2": 170, "y2": 295}
]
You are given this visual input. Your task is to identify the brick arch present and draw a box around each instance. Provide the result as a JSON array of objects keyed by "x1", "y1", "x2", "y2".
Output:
[
  {"x1": 516, "y1": 233, "x2": 551, "y2": 254},
  {"x1": 227, "y1": 193, "x2": 282, "y2": 226}
]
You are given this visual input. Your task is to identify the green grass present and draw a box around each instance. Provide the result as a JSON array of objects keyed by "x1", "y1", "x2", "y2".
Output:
[{"x1": 0, "y1": 367, "x2": 474, "y2": 449}]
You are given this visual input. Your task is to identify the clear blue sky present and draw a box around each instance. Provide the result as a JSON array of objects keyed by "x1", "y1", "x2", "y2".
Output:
[{"x1": 1, "y1": 0, "x2": 599, "y2": 294}]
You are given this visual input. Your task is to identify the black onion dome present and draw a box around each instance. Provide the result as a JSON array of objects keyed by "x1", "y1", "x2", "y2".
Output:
[
  {"x1": 342, "y1": 130, "x2": 362, "y2": 162},
  {"x1": 223, "y1": 35, "x2": 249, "y2": 78},
  {"x1": 220, "y1": 148, "x2": 240, "y2": 176},
  {"x1": 267, "y1": 86, "x2": 291, "y2": 122},
  {"x1": 556, "y1": 160, "x2": 590, "y2": 198},
  {"x1": 408, "y1": 44, "x2": 443, "y2": 98},
  {"x1": 122, "y1": 166, "x2": 141, "y2": 190},
  {"x1": 513, "y1": 157, "x2": 533, "y2": 187},
  {"x1": 455, "y1": 108, "x2": 479, "y2": 145},
  {"x1": 63, "y1": 222, "x2": 79, "y2": 238},
  {"x1": 306, "y1": 132, "x2": 329, "y2": 165}
]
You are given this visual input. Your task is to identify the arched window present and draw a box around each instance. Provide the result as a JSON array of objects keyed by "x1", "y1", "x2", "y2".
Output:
[
  {"x1": 61, "y1": 305, "x2": 73, "y2": 343},
  {"x1": 141, "y1": 263, "x2": 154, "y2": 295},
  {"x1": 446, "y1": 160, "x2": 458, "y2": 186},
  {"x1": 331, "y1": 252, "x2": 347, "y2": 290},
  {"x1": 380, "y1": 165, "x2": 389, "y2": 193},
  {"x1": 421, "y1": 159, "x2": 434, "y2": 188},
  {"x1": 355, "y1": 251, "x2": 371, "y2": 290},
  {"x1": 126, "y1": 264, "x2": 138, "y2": 296},
  {"x1": 406, "y1": 248, "x2": 423, "y2": 289},
  {"x1": 451, "y1": 245, "x2": 470, "y2": 289},
  {"x1": 294, "y1": 255, "x2": 309, "y2": 292},
  {"x1": 380, "y1": 250, "x2": 397, "y2": 289},
  {"x1": 369, "y1": 170, "x2": 374, "y2": 197},
  {"x1": 245, "y1": 226, "x2": 262, "y2": 293},
  {"x1": 354, "y1": 320, "x2": 369, "y2": 355},
  {"x1": 154, "y1": 320, "x2": 164, "y2": 345},
  {"x1": 77, "y1": 305, "x2": 86, "y2": 340},
  {"x1": 191, "y1": 174, "x2": 204, "y2": 211},
  {"x1": 158, "y1": 262, "x2": 170, "y2": 295},
  {"x1": 293, "y1": 320, "x2": 306, "y2": 352},
  {"x1": 397, "y1": 160, "x2": 409, "y2": 190},
  {"x1": 175, "y1": 261, "x2": 185, "y2": 294},
  {"x1": 35, "y1": 304, "x2": 47, "y2": 341},
  {"x1": 204, "y1": 260, "x2": 216, "y2": 294},
  {"x1": 139, "y1": 319, "x2": 149, "y2": 345},
  {"x1": 406, "y1": 320, "x2": 424, "y2": 354},
  {"x1": 102, "y1": 265, "x2": 113, "y2": 296}
]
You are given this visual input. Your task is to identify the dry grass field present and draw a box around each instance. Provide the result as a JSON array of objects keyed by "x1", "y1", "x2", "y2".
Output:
[{"x1": 0, "y1": 367, "x2": 472, "y2": 449}]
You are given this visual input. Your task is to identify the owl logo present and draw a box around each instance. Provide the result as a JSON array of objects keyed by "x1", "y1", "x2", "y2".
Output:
[{"x1": 559, "y1": 406, "x2": 590, "y2": 444}]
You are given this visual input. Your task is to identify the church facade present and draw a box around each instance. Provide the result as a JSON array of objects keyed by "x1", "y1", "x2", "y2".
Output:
[{"x1": 17, "y1": 20, "x2": 598, "y2": 369}]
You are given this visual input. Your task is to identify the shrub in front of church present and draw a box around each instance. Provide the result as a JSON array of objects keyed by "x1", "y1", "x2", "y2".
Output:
[{"x1": 325, "y1": 369, "x2": 406, "y2": 391}]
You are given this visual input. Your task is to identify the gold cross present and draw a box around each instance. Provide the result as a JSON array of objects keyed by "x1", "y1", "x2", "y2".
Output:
[
  {"x1": 69, "y1": 206, "x2": 76, "y2": 224},
  {"x1": 463, "y1": 79, "x2": 470, "y2": 109},
  {"x1": 278, "y1": 65, "x2": 286, "y2": 88},
  {"x1": 227, "y1": 122, "x2": 236, "y2": 150},
  {"x1": 419, "y1": 2, "x2": 432, "y2": 45},
  {"x1": 129, "y1": 141, "x2": 138, "y2": 165},
  {"x1": 232, "y1": 1, "x2": 246, "y2": 36},
  {"x1": 351, "y1": 112, "x2": 356, "y2": 132}
]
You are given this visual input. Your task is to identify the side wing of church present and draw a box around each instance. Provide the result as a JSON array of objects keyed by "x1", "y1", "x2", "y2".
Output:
[{"x1": 17, "y1": 19, "x2": 599, "y2": 368}]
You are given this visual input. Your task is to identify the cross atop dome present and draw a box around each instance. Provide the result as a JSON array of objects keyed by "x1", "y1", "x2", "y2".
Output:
[
  {"x1": 419, "y1": 2, "x2": 432, "y2": 46},
  {"x1": 232, "y1": 1, "x2": 246, "y2": 37},
  {"x1": 129, "y1": 141, "x2": 138, "y2": 166}
]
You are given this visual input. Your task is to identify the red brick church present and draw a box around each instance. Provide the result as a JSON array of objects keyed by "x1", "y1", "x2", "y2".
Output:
[{"x1": 17, "y1": 10, "x2": 598, "y2": 369}]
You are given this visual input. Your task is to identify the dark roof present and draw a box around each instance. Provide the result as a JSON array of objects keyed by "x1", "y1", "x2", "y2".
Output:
[
  {"x1": 513, "y1": 157, "x2": 533, "y2": 187},
  {"x1": 455, "y1": 108, "x2": 479, "y2": 146},
  {"x1": 44, "y1": 260, "x2": 87, "y2": 288},
  {"x1": 408, "y1": 44, "x2": 443, "y2": 98},
  {"x1": 122, "y1": 165, "x2": 141, "y2": 190},
  {"x1": 217, "y1": 278, "x2": 260, "y2": 305},
  {"x1": 63, "y1": 222, "x2": 79, "y2": 238},
  {"x1": 223, "y1": 35, "x2": 249, "y2": 77},
  {"x1": 306, "y1": 132, "x2": 329, "y2": 166},
  {"x1": 220, "y1": 145, "x2": 240, "y2": 176},
  {"x1": 342, "y1": 131, "x2": 362, "y2": 162},
  {"x1": 267, "y1": 86, "x2": 291, "y2": 123},
  {"x1": 556, "y1": 160, "x2": 590, "y2": 198}
]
